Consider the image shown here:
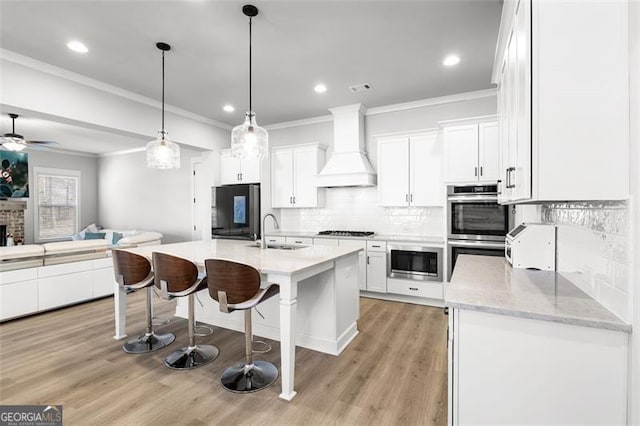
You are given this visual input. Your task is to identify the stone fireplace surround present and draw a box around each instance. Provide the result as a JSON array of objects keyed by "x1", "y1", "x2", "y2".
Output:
[{"x1": 0, "y1": 200, "x2": 26, "y2": 245}]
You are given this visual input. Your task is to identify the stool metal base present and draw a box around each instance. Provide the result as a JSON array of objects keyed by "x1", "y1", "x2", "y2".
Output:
[
  {"x1": 164, "y1": 344, "x2": 219, "y2": 370},
  {"x1": 221, "y1": 360, "x2": 278, "y2": 393},
  {"x1": 123, "y1": 332, "x2": 175, "y2": 354}
]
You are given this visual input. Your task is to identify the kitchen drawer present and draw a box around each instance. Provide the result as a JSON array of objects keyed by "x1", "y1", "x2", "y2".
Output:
[
  {"x1": 387, "y1": 278, "x2": 443, "y2": 300},
  {"x1": 338, "y1": 239, "x2": 366, "y2": 249},
  {"x1": 313, "y1": 238, "x2": 339, "y2": 246},
  {"x1": 285, "y1": 236, "x2": 313, "y2": 246},
  {"x1": 366, "y1": 240, "x2": 387, "y2": 252},
  {"x1": 263, "y1": 236, "x2": 286, "y2": 245}
]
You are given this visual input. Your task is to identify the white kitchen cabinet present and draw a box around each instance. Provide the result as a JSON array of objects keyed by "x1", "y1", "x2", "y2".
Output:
[
  {"x1": 378, "y1": 132, "x2": 442, "y2": 207},
  {"x1": 443, "y1": 121, "x2": 499, "y2": 184},
  {"x1": 219, "y1": 149, "x2": 261, "y2": 185},
  {"x1": 365, "y1": 241, "x2": 387, "y2": 293},
  {"x1": 271, "y1": 143, "x2": 326, "y2": 208},
  {"x1": 313, "y1": 238, "x2": 339, "y2": 246},
  {"x1": 448, "y1": 308, "x2": 628, "y2": 425},
  {"x1": 494, "y1": 0, "x2": 628, "y2": 203},
  {"x1": 285, "y1": 236, "x2": 312, "y2": 246}
]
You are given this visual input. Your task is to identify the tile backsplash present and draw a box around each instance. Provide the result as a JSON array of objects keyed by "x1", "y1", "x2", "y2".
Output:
[
  {"x1": 541, "y1": 201, "x2": 630, "y2": 322},
  {"x1": 280, "y1": 187, "x2": 444, "y2": 237}
]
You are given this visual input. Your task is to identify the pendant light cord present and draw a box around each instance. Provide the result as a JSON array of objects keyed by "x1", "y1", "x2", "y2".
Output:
[
  {"x1": 249, "y1": 16, "x2": 253, "y2": 113},
  {"x1": 161, "y1": 49, "x2": 165, "y2": 135}
]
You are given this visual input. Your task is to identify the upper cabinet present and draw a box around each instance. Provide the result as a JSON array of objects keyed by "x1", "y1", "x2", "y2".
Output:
[
  {"x1": 378, "y1": 132, "x2": 443, "y2": 207},
  {"x1": 219, "y1": 149, "x2": 261, "y2": 185},
  {"x1": 271, "y1": 143, "x2": 326, "y2": 208},
  {"x1": 443, "y1": 121, "x2": 499, "y2": 184},
  {"x1": 494, "y1": 0, "x2": 629, "y2": 203}
]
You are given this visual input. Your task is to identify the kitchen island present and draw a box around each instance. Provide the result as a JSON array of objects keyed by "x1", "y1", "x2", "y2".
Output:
[
  {"x1": 446, "y1": 255, "x2": 631, "y2": 425},
  {"x1": 114, "y1": 239, "x2": 361, "y2": 401}
]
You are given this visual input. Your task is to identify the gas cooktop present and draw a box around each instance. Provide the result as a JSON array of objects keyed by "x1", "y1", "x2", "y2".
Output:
[{"x1": 317, "y1": 230, "x2": 375, "y2": 237}]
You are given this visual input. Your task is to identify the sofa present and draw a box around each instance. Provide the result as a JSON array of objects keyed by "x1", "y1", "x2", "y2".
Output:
[{"x1": 0, "y1": 229, "x2": 163, "y2": 321}]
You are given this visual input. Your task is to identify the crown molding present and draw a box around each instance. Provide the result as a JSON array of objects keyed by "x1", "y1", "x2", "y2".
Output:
[
  {"x1": 265, "y1": 88, "x2": 497, "y2": 130},
  {"x1": 264, "y1": 114, "x2": 333, "y2": 131},
  {"x1": 0, "y1": 49, "x2": 232, "y2": 130},
  {"x1": 366, "y1": 88, "x2": 497, "y2": 116},
  {"x1": 99, "y1": 147, "x2": 146, "y2": 158}
]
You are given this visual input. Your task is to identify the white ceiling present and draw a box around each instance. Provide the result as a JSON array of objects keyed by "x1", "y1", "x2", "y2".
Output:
[{"x1": 0, "y1": 0, "x2": 502, "y2": 128}]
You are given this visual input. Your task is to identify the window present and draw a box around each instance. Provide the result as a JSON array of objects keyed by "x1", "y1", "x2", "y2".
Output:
[{"x1": 34, "y1": 167, "x2": 80, "y2": 241}]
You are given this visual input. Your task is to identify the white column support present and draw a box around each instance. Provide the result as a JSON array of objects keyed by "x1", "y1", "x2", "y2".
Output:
[
  {"x1": 271, "y1": 273, "x2": 298, "y2": 401},
  {"x1": 113, "y1": 280, "x2": 128, "y2": 340}
]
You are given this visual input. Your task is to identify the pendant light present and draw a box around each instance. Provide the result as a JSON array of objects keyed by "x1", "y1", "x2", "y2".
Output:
[
  {"x1": 146, "y1": 42, "x2": 180, "y2": 169},
  {"x1": 231, "y1": 4, "x2": 268, "y2": 160}
]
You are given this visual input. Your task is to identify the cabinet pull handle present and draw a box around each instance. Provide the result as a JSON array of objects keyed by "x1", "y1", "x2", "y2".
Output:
[
  {"x1": 371, "y1": 245, "x2": 380, "y2": 248},
  {"x1": 240, "y1": 173, "x2": 243, "y2": 181},
  {"x1": 293, "y1": 196, "x2": 296, "y2": 204},
  {"x1": 480, "y1": 166, "x2": 483, "y2": 176},
  {"x1": 497, "y1": 179, "x2": 503, "y2": 195},
  {"x1": 367, "y1": 256, "x2": 370, "y2": 265},
  {"x1": 409, "y1": 287, "x2": 418, "y2": 291},
  {"x1": 294, "y1": 240, "x2": 302, "y2": 244},
  {"x1": 474, "y1": 166, "x2": 478, "y2": 177},
  {"x1": 410, "y1": 194, "x2": 413, "y2": 202},
  {"x1": 405, "y1": 194, "x2": 409, "y2": 202},
  {"x1": 506, "y1": 167, "x2": 516, "y2": 189}
]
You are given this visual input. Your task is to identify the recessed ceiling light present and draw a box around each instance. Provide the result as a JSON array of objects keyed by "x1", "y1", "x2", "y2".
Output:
[
  {"x1": 223, "y1": 104, "x2": 235, "y2": 113},
  {"x1": 67, "y1": 40, "x2": 88, "y2": 53},
  {"x1": 443, "y1": 55, "x2": 460, "y2": 67},
  {"x1": 314, "y1": 84, "x2": 327, "y2": 93}
]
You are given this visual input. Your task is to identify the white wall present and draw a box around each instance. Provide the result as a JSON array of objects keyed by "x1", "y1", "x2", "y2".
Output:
[
  {"x1": 25, "y1": 150, "x2": 99, "y2": 244},
  {"x1": 98, "y1": 146, "x2": 214, "y2": 244},
  {"x1": 263, "y1": 93, "x2": 497, "y2": 236}
]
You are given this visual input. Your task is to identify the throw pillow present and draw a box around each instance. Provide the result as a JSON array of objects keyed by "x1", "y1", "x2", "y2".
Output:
[
  {"x1": 84, "y1": 232, "x2": 106, "y2": 240},
  {"x1": 112, "y1": 232, "x2": 124, "y2": 245}
]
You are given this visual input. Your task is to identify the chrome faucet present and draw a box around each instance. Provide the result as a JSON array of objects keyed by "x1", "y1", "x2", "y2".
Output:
[{"x1": 261, "y1": 213, "x2": 280, "y2": 249}]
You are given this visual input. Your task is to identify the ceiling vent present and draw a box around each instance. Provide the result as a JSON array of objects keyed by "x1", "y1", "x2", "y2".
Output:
[{"x1": 349, "y1": 83, "x2": 373, "y2": 93}]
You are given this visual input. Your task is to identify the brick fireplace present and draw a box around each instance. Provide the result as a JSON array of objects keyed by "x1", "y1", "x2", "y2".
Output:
[{"x1": 0, "y1": 200, "x2": 26, "y2": 245}]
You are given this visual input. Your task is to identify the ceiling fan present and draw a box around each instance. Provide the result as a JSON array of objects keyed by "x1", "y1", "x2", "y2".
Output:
[{"x1": 1, "y1": 113, "x2": 57, "y2": 151}]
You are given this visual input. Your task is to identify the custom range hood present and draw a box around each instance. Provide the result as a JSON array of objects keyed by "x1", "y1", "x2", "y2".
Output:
[{"x1": 316, "y1": 104, "x2": 377, "y2": 187}]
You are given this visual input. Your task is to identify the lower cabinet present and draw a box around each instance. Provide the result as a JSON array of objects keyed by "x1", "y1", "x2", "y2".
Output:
[
  {"x1": 448, "y1": 308, "x2": 628, "y2": 425},
  {"x1": 0, "y1": 256, "x2": 115, "y2": 322},
  {"x1": 0, "y1": 268, "x2": 39, "y2": 320},
  {"x1": 387, "y1": 278, "x2": 442, "y2": 299},
  {"x1": 365, "y1": 251, "x2": 387, "y2": 293}
]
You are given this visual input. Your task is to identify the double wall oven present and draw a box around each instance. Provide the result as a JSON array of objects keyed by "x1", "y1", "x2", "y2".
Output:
[{"x1": 447, "y1": 184, "x2": 515, "y2": 280}]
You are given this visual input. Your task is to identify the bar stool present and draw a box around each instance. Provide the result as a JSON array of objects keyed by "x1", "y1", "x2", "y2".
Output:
[
  {"x1": 204, "y1": 259, "x2": 280, "y2": 393},
  {"x1": 152, "y1": 252, "x2": 219, "y2": 369},
  {"x1": 112, "y1": 250, "x2": 175, "y2": 354}
]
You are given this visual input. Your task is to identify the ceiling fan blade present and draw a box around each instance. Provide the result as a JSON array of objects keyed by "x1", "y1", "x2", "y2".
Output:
[{"x1": 26, "y1": 140, "x2": 58, "y2": 145}]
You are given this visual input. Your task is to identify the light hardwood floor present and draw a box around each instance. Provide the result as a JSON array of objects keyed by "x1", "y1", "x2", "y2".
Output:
[{"x1": 0, "y1": 293, "x2": 448, "y2": 425}]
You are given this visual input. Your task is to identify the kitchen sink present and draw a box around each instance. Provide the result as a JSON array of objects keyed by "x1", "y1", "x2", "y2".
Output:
[{"x1": 246, "y1": 243, "x2": 308, "y2": 250}]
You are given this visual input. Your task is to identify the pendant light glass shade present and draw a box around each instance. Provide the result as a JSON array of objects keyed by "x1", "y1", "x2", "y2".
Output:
[
  {"x1": 231, "y1": 112, "x2": 268, "y2": 159},
  {"x1": 146, "y1": 130, "x2": 180, "y2": 169},
  {"x1": 147, "y1": 42, "x2": 180, "y2": 169},
  {"x1": 232, "y1": 5, "x2": 268, "y2": 160}
]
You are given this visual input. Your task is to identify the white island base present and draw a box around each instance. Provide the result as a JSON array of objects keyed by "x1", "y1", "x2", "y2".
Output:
[{"x1": 175, "y1": 254, "x2": 360, "y2": 356}]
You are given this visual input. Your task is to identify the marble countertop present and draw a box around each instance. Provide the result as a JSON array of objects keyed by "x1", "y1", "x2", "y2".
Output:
[
  {"x1": 265, "y1": 231, "x2": 445, "y2": 244},
  {"x1": 446, "y1": 255, "x2": 631, "y2": 333},
  {"x1": 127, "y1": 239, "x2": 362, "y2": 276}
]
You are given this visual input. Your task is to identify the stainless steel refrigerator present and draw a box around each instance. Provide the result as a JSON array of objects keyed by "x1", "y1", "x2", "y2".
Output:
[{"x1": 212, "y1": 184, "x2": 260, "y2": 240}]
